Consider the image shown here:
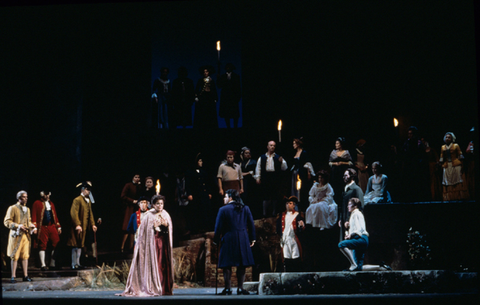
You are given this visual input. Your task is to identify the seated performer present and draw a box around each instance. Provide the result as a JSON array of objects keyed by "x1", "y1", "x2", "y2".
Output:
[
  {"x1": 119, "y1": 195, "x2": 174, "y2": 296},
  {"x1": 127, "y1": 196, "x2": 150, "y2": 244},
  {"x1": 364, "y1": 161, "x2": 392, "y2": 204},
  {"x1": 276, "y1": 196, "x2": 305, "y2": 272},
  {"x1": 214, "y1": 189, "x2": 255, "y2": 295},
  {"x1": 305, "y1": 170, "x2": 338, "y2": 229},
  {"x1": 32, "y1": 190, "x2": 61, "y2": 270},
  {"x1": 338, "y1": 198, "x2": 391, "y2": 271}
]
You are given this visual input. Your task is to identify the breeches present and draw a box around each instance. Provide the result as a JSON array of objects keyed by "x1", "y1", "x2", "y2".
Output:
[
  {"x1": 338, "y1": 235, "x2": 369, "y2": 268},
  {"x1": 38, "y1": 224, "x2": 60, "y2": 250},
  {"x1": 11, "y1": 234, "x2": 30, "y2": 261}
]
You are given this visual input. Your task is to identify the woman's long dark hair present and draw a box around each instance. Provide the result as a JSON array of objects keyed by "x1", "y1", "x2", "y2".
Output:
[{"x1": 225, "y1": 189, "x2": 244, "y2": 210}]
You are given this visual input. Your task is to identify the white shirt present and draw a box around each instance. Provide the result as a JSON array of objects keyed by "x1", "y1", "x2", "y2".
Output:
[
  {"x1": 44, "y1": 200, "x2": 52, "y2": 211},
  {"x1": 347, "y1": 209, "x2": 369, "y2": 237},
  {"x1": 254, "y1": 153, "x2": 288, "y2": 180}
]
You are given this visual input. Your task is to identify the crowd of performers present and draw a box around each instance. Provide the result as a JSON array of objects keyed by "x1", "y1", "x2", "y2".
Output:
[
  {"x1": 3, "y1": 128, "x2": 475, "y2": 296},
  {"x1": 151, "y1": 64, "x2": 241, "y2": 129}
]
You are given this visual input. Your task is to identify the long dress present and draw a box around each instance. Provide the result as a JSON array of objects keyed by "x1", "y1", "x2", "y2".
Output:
[
  {"x1": 364, "y1": 174, "x2": 392, "y2": 204},
  {"x1": 440, "y1": 143, "x2": 469, "y2": 201},
  {"x1": 118, "y1": 209, "x2": 174, "y2": 297},
  {"x1": 194, "y1": 77, "x2": 218, "y2": 129},
  {"x1": 291, "y1": 150, "x2": 314, "y2": 211},
  {"x1": 354, "y1": 149, "x2": 369, "y2": 193},
  {"x1": 240, "y1": 158, "x2": 258, "y2": 216},
  {"x1": 305, "y1": 182, "x2": 338, "y2": 229}
]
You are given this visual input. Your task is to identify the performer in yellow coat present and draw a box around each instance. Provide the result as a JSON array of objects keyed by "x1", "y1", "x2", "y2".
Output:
[
  {"x1": 4, "y1": 190, "x2": 37, "y2": 283},
  {"x1": 67, "y1": 181, "x2": 97, "y2": 269}
]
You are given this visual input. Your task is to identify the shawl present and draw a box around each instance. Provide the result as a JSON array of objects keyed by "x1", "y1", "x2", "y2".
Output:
[{"x1": 119, "y1": 209, "x2": 174, "y2": 297}]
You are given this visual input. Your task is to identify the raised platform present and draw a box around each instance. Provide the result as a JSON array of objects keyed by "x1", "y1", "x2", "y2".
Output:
[{"x1": 258, "y1": 270, "x2": 478, "y2": 295}]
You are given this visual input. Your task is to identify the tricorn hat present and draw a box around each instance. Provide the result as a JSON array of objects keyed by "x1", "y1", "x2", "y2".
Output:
[
  {"x1": 76, "y1": 181, "x2": 92, "y2": 190},
  {"x1": 285, "y1": 196, "x2": 299, "y2": 205},
  {"x1": 40, "y1": 190, "x2": 51, "y2": 197}
]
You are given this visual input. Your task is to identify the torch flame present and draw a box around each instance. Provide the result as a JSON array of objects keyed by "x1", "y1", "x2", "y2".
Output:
[
  {"x1": 217, "y1": 41, "x2": 221, "y2": 51},
  {"x1": 156, "y1": 179, "x2": 161, "y2": 195},
  {"x1": 393, "y1": 118, "x2": 399, "y2": 127},
  {"x1": 296, "y1": 175, "x2": 301, "y2": 191},
  {"x1": 278, "y1": 120, "x2": 282, "y2": 131}
]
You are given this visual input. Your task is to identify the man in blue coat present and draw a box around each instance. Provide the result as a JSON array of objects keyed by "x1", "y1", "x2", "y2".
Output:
[{"x1": 214, "y1": 189, "x2": 256, "y2": 295}]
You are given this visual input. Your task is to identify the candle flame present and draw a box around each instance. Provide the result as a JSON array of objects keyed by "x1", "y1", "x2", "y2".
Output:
[
  {"x1": 296, "y1": 175, "x2": 301, "y2": 190},
  {"x1": 156, "y1": 179, "x2": 161, "y2": 195},
  {"x1": 278, "y1": 120, "x2": 282, "y2": 131},
  {"x1": 217, "y1": 41, "x2": 221, "y2": 51},
  {"x1": 393, "y1": 118, "x2": 399, "y2": 127}
]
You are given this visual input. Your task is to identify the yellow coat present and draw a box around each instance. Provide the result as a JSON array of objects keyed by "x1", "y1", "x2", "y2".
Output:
[
  {"x1": 67, "y1": 195, "x2": 95, "y2": 247},
  {"x1": 440, "y1": 143, "x2": 463, "y2": 168},
  {"x1": 3, "y1": 203, "x2": 33, "y2": 258}
]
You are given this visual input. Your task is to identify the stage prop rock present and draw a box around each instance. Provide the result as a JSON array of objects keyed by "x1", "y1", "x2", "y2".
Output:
[{"x1": 258, "y1": 270, "x2": 478, "y2": 295}]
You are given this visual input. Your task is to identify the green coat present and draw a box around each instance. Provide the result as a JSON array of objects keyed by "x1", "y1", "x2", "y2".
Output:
[{"x1": 67, "y1": 195, "x2": 95, "y2": 247}]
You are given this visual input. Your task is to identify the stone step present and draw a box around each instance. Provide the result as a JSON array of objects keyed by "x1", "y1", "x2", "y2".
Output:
[
  {"x1": 243, "y1": 281, "x2": 259, "y2": 293},
  {"x1": 2, "y1": 277, "x2": 78, "y2": 291},
  {"x1": 258, "y1": 270, "x2": 478, "y2": 295}
]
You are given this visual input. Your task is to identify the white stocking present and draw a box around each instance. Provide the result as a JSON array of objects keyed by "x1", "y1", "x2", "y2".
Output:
[
  {"x1": 50, "y1": 249, "x2": 56, "y2": 267},
  {"x1": 39, "y1": 250, "x2": 46, "y2": 267}
]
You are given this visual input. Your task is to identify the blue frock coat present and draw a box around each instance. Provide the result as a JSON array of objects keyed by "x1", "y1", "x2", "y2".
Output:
[{"x1": 214, "y1": 202, "x2": 256, "y2": 268}]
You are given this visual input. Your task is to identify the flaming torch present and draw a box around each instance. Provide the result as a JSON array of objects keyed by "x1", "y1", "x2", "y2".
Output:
[
  {"x1": 296, "y1": 175, "x2": 301, "y2": 202},
  {"x1": 217, "y1": 40, "x2": 221, "y2": 75},
  {"x1": 156, "y1": 179, "x2": 161, "y2": 195},
  {"x1": 278, "y1": 120, "x2": 282, "y2": 143}
]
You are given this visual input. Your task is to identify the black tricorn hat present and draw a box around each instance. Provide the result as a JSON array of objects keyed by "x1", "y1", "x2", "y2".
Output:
[
  {"x1": 199, "y1": 65, "x2": 215, "y2": 76},
  {"x1": 40, "y1": 190, "x2": 52, "y2": 197},
  {"x1": 285, "y1": 196, "x2": 299, "y2": 205},
  {"x1": 76, "y1": 181, "x2": 93, "y2": 190}
]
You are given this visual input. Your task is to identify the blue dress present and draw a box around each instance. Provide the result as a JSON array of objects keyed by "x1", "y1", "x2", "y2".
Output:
[{"x1": 214, "y1": 202, "x2": 256, "y2": 268}]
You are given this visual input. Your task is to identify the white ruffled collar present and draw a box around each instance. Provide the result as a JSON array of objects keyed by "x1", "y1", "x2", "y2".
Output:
[{"x1": 314, "y1": 182, "x2": 328, "y2": 192}]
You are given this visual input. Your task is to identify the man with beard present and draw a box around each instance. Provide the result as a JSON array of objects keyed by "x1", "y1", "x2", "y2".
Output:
[{"x1": 339, "y1": 168, "x2": 364, "y2": 240}]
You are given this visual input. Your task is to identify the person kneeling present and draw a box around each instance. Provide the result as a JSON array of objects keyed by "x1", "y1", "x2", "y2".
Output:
[{"x1": 338, "y1": 198, "x2": 392, "y2": 271}]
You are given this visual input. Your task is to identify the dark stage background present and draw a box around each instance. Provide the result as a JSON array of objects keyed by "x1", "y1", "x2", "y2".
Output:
[{"x1": 1, "y1": 0, "x2": 478, "y2": 263}]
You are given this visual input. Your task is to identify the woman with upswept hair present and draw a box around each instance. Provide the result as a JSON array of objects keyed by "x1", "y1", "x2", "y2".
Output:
[
  {"x1": 329, "y1": 137, "x2": 353, "y2": 205},
  {"x1": 305, "y1": 170, "x2": 338, "y2": 229},
  {"x1": 439, "y1": 132, "x2": 469, "y2": 201},
  {"x1": 118, "y1": 195, "x2": 173, "y2": 297}
]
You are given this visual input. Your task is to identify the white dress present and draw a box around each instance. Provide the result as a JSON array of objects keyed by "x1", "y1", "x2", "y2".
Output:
[{"x1": 305, "y1": 182, "x2": 338, "y2": 229}]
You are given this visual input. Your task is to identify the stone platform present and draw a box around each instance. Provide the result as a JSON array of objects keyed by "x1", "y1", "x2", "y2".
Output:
[{"x1": 258, "y1": 270, "x2": 478, "y2": 295}]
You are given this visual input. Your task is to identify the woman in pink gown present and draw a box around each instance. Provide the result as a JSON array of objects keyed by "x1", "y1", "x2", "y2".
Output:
[{"x1": 118, "y1": 194, "x2": 173, "y2": 297}]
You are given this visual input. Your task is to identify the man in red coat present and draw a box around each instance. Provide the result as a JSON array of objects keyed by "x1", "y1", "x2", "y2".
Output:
[
  {"x1": 121, "y1": 174, "x2": 141, "y2": 252},
  {"x1": 32, "y1": 191, "x2": 61, "y2": 271},
  {"x1": 276, "y1": 196, "x2": 305, "y2": 272}
]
